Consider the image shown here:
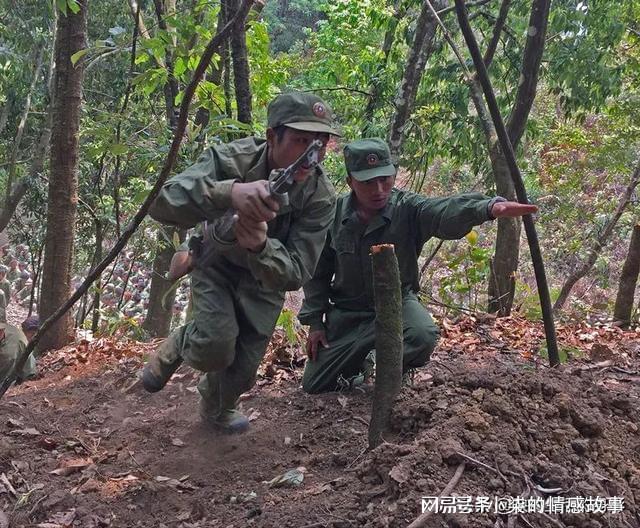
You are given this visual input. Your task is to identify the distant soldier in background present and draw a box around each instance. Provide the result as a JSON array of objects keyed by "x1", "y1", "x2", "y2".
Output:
[
  {"x1": 0, "y1": 289, "x2": 6, "y2": 323},
  {"x1": 7, "y1": 259, "x2": 19, "y2": 283},
  {"x1": 0, "y1": 318, "x2": 37, "y2": 385},
  {"x1": 0, "y1": 265, "x2": 12, "y2": 305}
]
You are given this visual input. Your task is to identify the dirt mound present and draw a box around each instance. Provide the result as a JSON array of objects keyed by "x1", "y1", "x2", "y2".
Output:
[{"x1": 0, "y1": 316, "x2": 638, "y2": 527}]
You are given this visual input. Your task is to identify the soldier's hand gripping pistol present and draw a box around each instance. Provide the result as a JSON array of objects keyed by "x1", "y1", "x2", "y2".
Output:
[{"x1": 167, "y1": 139, "x2": 324, "y2": 281}]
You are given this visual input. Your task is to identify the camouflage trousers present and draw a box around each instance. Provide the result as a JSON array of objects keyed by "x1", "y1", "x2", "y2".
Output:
[{"x1": 165, "y1": 262, "x2": 284, "y2": 412}]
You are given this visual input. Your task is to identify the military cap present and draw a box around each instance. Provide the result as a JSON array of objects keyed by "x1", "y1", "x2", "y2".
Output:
[
  {"x1": 0, "y1": 265, "x2": 7, "y2": 274},
  {"x1": 344, "y1": 138, "x2": 397, "y2": 182},
  {"x1": 267, "y1": 91, "x2": 341, "y2": 136}
]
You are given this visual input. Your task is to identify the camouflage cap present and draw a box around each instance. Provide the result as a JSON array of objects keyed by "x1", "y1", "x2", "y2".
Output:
[
  {"x1": 344, "y1": 138, "x2": 397, "y2": 182},
  {"x1": 267, "y1": 91, "x2": 341, "y2": 136},
  {"x1": 0, "y1": 265, "x2": 7, "y2": 274}
]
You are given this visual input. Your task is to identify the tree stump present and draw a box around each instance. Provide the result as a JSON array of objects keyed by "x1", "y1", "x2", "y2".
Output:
[{"x1": 368, "y1": 244, "x2": 403, "y2": 449}]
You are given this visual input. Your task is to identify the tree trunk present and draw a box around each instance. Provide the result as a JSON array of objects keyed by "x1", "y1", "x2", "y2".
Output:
[
  {"x1": 143, "y1": 227, "x2": 185, "y2": 337},
  {"x1": 613, "y1": 224, "x2": 640, "y2": 327},
  {"x1": 554, "y1": 160, "x2": 640, "y2": 313},
  {"x1": 362, "y1": 0, "x2": 404, "y2": 136},
  {"x1": 228, "y1": 0, "x2": 252, "y2": 124},
  {"x1": 90, "y1": 221, "x2": 103, "y2": 334},
  {"x1": 29, "y1": 245, "x2": 44, "y2": 318},
  {"x1": 487, "y1": 155, "x2": 519, "y2": 316},
  {"x1": 142, "y1": 0, "x2": 186, "y2": 337},
  {"x1": 482, "y1": 0, "x2": 511, "y2": 68},
  {"x1": 127, "y1": 0, "x2": 152, "y2": 40},
  {"x1": 486, "y1": 0, "x2": 550, "y2": 315},
  {"x1": 0, "y1": 104, "x2": 8, "y2": 136},
  {"x1": 39, "y1": 0, "x2": 88, "y2": 352},
  {"x1": 5, "y1": 45, "x2": 45, "y2": 207},
  {"x1": 388, "y1": 0, "x2": 446, "y2": 157},
  {"x1": 368, "y1": 244, "x2": 403, "y2": 450},
  {"x1": 194, "y1": 0, "x2": 225, "y2": 135}
]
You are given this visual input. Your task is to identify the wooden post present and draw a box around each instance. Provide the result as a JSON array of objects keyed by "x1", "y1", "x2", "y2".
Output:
[{"x1": 368, "y1": 244, "x2": 403, "y2": 449}]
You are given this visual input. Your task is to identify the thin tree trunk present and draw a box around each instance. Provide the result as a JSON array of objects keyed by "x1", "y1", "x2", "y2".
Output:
[
  {"x1": 223, "y1": 41, "x2": 233, "y2": 117},
  {"x1": 90, "y1": 221, "x2": 103, "y2": 334},
  {"x1": 454, "y1": 0, "x2": 559, "y2": 365},
  {"x1": 487, "y1": 0, "x2": 550, "y2": 316},
  {"x1": 0, "y1": 92, "x2": 54, "y2": 232},
  {"x1": 228, "y1": 0, "x2": 252, "y2": 123},
  {"x1": 362, "y1": 0, "x2": 404, "y2": 136},
  {"x1": 39, "y1": 0, "x2": 88, "y2": 352},
  {"x1": 143, "y1": 227, "x2": 186, "y2": 337},
  {"x1": 388, "y1": 0, "x2": 446, "y2": 157},
  {"x1": 613, "y1": 224, "x2": 640, "y2": 327},
  {"x1": 127, "y1": 0, "x2": 152, "y2": 41},
  {"x1": 482, "y1": 0, "x2": 511, "y2": 68},
  {"x1": 554, "y1": 161, "x2": 640, "y2": 313},
  {"x1": 194, "y1": 0, "x2": 222, "y2": 134},
  {"x1": 5, "y1": 45, "x2": 45, "y2": 207},
  {"x1": 368, "y1": 244, "x2": 403, "y2": 450},
  {"x1": 143, "y1": 0, "x2": 187, "y2": 337},
  {"x1": 0, "y1": 104, "x2": 8, "y2": 136},
  {"x1": 29, "y1": 244, "x2": 44, "y2": 318}
]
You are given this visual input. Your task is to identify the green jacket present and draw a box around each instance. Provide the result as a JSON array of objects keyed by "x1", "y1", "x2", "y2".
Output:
[
  {"x1": 299, "y1": 189, "x2": 494, "y2": 329},
  {"x1": 0, "y1": 290, "x2": 5, "y2": 323},
  {"x1": 0, "y1": 322, "x2": 34, "y2": 383},
  {"x1": 149, "y1": 137, "x2": 336, "y2": 292},
  {"x1": 0, "y1": 279, "x2": 10, "y2": 306}
]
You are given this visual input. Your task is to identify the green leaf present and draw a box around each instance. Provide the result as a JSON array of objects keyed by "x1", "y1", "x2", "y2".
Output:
[
  {"x1": 67, "y1": 0, "x2": 80, "y2": 14},
  {"x1": 70, "y1": 48, "x2": 89, "y2": 66},
  {"x1": 56, "y1": 0, "x2": 67, "y2": 15},
  {"x1": 108, "y1": 143, "x2": 128, "y2": 155}
]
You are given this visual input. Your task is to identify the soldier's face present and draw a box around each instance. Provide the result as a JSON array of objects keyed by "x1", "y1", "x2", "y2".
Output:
[
  {"x1": 267, "y1": 128, "x2": 330, "y2": 182},
  {"x1": 348, "y1": 175, "x2": 395, "y2": 211}
]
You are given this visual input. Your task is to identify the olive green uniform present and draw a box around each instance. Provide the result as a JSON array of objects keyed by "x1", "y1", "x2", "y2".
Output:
[
  {"x1": 0, "y1": 279, "x2": 10, "y2": 306},
  {"x1": 149, "y1": 136, "x2": 336, "y2": 412},
  {"x1": 0, "y1": 322, "x2": 36, "y2": 383},
  {"x1": 299, "y1": 188, "x2": 495, "y2": 393},
  {"x1": 0, "y1": 290, "x2": 6, "y2": 323}
]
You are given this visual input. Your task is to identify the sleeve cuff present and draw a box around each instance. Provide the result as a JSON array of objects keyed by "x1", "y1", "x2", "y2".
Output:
[
  {"x1": 209, "y1": 180, "x2": 236, "y2": 211},
  {"x1": 487, "y1": 196, "x2": 507, "y2": 220}
]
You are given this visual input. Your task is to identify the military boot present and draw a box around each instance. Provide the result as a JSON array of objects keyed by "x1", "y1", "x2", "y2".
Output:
[
  {"x1": 198, "y1": 371, "x2": 250, "y2": 433},
  {"x1": 142, "y1": 332, "x2": 183, "y2": 393},
  {"x1": 199, "y1": 398, "x2": 250, "y2": 434}
]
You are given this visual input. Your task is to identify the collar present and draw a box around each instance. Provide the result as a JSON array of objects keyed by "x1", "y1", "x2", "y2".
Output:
[
  {"x1": 244, "y1": 142, "x2": 270, "y2": 183},
  {"x1": 341, "y1": 189, "x2": 395, "y2": 225}
]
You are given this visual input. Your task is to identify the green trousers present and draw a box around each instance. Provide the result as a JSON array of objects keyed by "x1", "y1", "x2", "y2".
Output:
[
  {"x1": 0, "y1": 348, "x2": 36, "y2": 384},
  {"x1": 171, "y1": 262, "x2": 284, "y2": 412},
  {"x1": 302, "y1": 293, "x2": 439, "y2": 393}
]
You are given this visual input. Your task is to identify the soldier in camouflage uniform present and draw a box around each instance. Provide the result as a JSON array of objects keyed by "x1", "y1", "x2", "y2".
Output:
[
  {"x1": 299, "y1": 138, "x2": 538, "y2": 393},
  {"x1": 0, "y1": 320, "x2": 36, "y2": 385},
  {"x1": 142, "y1": 92, "x2": 340, "y2": 433}
]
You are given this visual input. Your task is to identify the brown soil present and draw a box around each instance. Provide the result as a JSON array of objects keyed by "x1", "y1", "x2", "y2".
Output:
[{"x1": 1, "y1": 315, "x2": 639, "y2": 528}]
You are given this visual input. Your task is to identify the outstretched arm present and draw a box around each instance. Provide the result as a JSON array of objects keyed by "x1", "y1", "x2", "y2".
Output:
[{"x1": 490, "y1": 200, "x2": 538, "y2": 218}]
